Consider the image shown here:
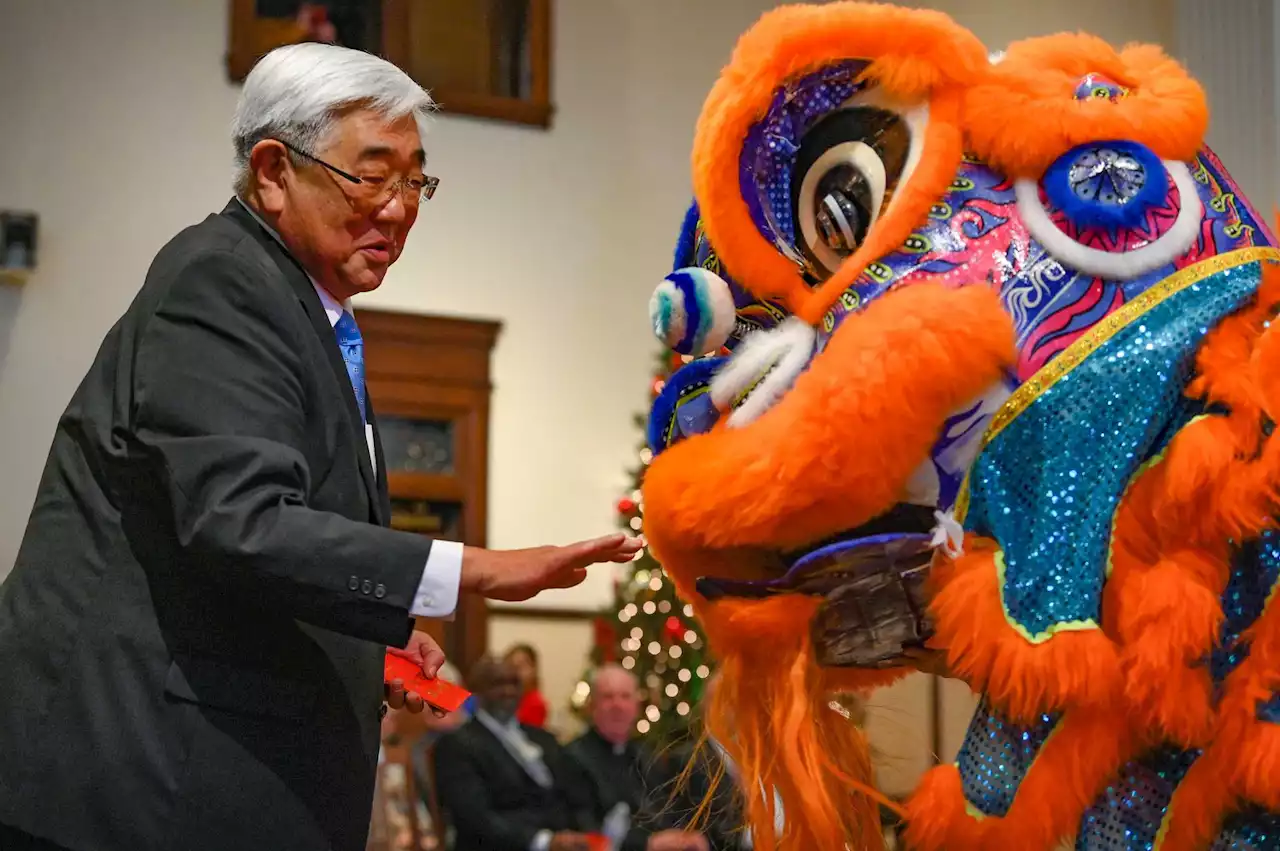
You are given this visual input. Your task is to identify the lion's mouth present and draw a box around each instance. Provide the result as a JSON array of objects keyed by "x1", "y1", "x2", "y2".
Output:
[{"x1": 694, "y1": 502, "x2": 938, "y2": 601}]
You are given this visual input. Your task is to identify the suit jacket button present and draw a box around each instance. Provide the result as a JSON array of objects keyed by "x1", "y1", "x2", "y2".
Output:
[
  {"x1": 361, "y1": 580, "x2": 373, "y2": 595},
  {"x1": 348, "y1": 576, "x2": 360, "y2": 591},
  {"x1": 374, "y1": 583, "x2": 387, "y2": 599}
]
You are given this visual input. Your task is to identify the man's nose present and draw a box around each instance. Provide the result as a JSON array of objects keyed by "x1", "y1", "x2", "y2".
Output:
[{"x1": 373, "y1": 191, "x2": 409, "y2": 224}]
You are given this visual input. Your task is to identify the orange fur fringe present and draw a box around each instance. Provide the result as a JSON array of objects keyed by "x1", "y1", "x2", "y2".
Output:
[
  {"x1": 698, "y1": 595, "x2": 896, "y2": 851},
  {"x1": 963, "y1": 34, "x2": 1208, "y2": 179},
  {"x1": 928, "y1": 539, "x2": 1123, "y2": 721},
  {"x1": 642, "y1": 283, "x2": 1014, "y2": 557},
  {"x1": 906, "y1": 708, "x2": 1134, "y2": 851}
]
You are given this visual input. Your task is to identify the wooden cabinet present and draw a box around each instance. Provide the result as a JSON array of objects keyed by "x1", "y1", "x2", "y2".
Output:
[{"x1": 357, "y1": 308, "x2": 501, "y2": 674}]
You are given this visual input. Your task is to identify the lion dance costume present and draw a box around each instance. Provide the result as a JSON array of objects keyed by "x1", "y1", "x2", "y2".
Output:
[{"x1": 639, "y1": 4, "x2": 1280, "y2": 850}]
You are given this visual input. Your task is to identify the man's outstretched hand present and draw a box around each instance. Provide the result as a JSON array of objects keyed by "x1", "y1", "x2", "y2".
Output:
[
  {"x1": 462, "y1": 533, "x2": 643, "y2": 602},
  {"x1": 384, "y1": 631, "x2": 446, "y2": 714}
]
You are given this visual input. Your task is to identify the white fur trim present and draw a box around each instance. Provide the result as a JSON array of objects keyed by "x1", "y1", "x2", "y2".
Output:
[
  {"x1": 1014, "y1": 160, "x2": 1203, "y2": 281},
  {"x1": 709, "y1": 317, "x2": 817, "y2": 428}
]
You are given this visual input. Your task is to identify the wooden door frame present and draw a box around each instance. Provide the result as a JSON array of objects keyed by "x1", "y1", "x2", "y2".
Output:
[{"x1": 358, "y1": 308, "x2": 500, "y2": 673}]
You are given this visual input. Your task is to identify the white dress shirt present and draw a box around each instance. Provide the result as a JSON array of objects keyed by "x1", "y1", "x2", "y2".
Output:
[{"x1": 235, "y1": 198, "x2": 463, "y2": 620}]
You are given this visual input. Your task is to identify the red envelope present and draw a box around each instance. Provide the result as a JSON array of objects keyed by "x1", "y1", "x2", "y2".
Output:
[
  {"x1": 584, "y1": 834, "x2": 610, "y2": 851},
  {"x1": 383, "y1": 652, "x2": 471, "y2": 713}
]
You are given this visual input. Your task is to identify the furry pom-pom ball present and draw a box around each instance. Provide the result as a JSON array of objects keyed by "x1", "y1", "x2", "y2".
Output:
[{"x1": 650, "y1": 267, "x2": 736, "y2": 356}]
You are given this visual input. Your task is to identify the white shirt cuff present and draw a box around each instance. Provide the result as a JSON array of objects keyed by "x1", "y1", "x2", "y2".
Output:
[
  {"x1": 409, "y1": 539, "x2": 462, "y2": 619},
  {"x1": 530, "y1": 829, "x2": 553, "y2": 851}
]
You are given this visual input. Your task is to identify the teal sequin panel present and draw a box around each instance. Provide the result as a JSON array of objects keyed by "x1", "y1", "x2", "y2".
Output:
[
  {"x1": 1213, "y1": 530, "x2": 1280, "y2": 687},
  {"x1": 964, "y1": 263, "x2": 1263, "y2": 635},
  {"x1": 1075, "y1": 747, "x2": 1199, "y2": 851},
  {"x1": 956, "y1": 698, "x2": 1059, "y2": 817},
  {"x1": 1212, "y1": 808, "x2": 1280, "y2": 850}
]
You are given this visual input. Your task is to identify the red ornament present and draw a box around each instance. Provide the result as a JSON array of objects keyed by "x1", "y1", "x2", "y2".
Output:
[
  {"x1": 663, "y1": 616, "x2": 683, "y2": 642},
  {"x1": 593, "y1": 617, "x2": 618, "y2": 663},
  {"x1": 616, "y1": 497, "x2": 636, "y2": 515}
]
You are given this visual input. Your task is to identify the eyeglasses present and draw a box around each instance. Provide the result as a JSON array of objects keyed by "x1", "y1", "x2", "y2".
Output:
[{"x1": 276, "y1": 139, "x2": 439, "y2": 206}]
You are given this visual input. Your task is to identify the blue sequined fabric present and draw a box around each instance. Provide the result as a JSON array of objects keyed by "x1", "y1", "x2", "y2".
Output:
[
  {"x1": 964, "y1": 263, "x2": 1263, "y2": 636},
  {"x1": 1212, "y1": 531, "x2": 1280, "y2": 684},
  {"x1": 956, "y1": 699, "x2": 1059, "y2": 817},
  {"x1": 1075, "y1": 748, "x2": 1199, "y2": 851},
  {"x1": 739, "y1": 61, "x2": 869, "y2": 261},
  {"x1": 1212, "y1": 809, "x2": 1280, "y2": 850}
]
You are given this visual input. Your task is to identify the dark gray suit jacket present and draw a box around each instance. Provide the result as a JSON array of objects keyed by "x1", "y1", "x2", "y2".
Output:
[{"x1": 0, "y1": 199, "x2": 435, "y2": 851}]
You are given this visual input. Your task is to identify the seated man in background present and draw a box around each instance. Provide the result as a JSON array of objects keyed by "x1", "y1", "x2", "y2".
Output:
[
  {"x1": 566, "y1": 665, "x2": 738, "y2": 851},
  {"x1": 433, "y1": 657, "x2": 598, "y2": 851}
]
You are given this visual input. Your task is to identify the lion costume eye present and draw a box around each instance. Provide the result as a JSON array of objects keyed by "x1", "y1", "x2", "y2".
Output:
[{"x1": 794, "y1": 106, "x2": 911, "y2": 277}]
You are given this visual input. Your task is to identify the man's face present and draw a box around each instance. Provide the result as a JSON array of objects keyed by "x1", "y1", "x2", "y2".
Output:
[
  {"x1": 274, "y1": 108, "x2": 424, "y2": 300},
  {"x1": 591, "y1": 669, "x2": 640, "y2": 745},
  {"x1": 477, "y1": 660, "x2": 524, "y2": 723}
]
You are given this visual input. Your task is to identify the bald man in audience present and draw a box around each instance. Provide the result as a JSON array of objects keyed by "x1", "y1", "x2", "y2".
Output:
[
  {"x1": 567, "y1": 665, "x2": 738, "y2": 851},
  {"x1": 432, "y1": 656, "x2": 598, "y2": 851}
]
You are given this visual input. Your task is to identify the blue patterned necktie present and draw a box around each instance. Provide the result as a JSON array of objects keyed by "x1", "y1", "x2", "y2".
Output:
[{"x1": 333, "y1": 311, "x2": 367, "y2": 423}]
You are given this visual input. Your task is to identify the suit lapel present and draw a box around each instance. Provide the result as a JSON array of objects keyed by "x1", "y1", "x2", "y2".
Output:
[
  {"x1": 220, "y1": 199, "x2": 382, "y2": 524},
  {"x1": 472, "y1": 719, "x2": 553, "y2": 790}
]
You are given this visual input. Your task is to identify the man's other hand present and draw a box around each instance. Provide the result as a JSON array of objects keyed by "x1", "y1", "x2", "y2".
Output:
[
  {"x1": 384, "y1": 631, "x2": 446, "y2": 714},
  {"x1": 462, "y1": 534, "x2": 643, "y2": 602}
]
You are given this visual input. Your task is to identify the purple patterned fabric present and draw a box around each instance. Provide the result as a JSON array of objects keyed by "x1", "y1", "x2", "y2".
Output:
[{"x1": 738, "y1": 60, "x2": 871, "y2": 261}]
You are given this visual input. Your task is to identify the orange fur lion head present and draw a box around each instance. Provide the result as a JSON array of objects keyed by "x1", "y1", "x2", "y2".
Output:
[{"x1": 640, "y1": 3, "x2": 1280, "y2": 850}]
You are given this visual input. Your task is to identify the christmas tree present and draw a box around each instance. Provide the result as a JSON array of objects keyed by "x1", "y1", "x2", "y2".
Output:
[{"x1": 571, "y1": 350, "x2": 713, "y2": 747}]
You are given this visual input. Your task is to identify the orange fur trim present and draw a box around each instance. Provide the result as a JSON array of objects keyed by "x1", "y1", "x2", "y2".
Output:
[
  {"x1": 1106, "y1": 448, "x2": 1229, "y2": 745},
  {"x1": 963, "y1": 34, "x2": 1208, "y2": 179},
  {"x1": 1156, "y1": 257, "x2": 1280, "y2": 849},
  {"x1": 1158, "y1": 750, "x2": 1235, "y2": 851},
  {"x1": 929, "y1": 540, "x2": 1123, "y2": 720},
  {"x1": 699, "y1": 595, "x2": 895, "y2": 851},
  {"x1": 1160, "y1": 598, "x2": 1280, "y2": 849},
  {"x1": 1217, "y1": 584, "x2": 1280, "y2": 811},
  {"x1": 903, "y1": 766, "x2": 988, "y2": 851},
  {"x1": 642, "y1": 283, "x2": 1014, "y2": 559},
  {"x1": 906, "y1": 709, "x2": 1133, "y2": 851},
  {"x1": 691, "y1": 2, "x2": 987, "y2": 314}
]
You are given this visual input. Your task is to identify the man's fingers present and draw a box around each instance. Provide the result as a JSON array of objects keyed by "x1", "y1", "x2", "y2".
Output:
[
  {"x1": 552, "y1": 567, "x2": 588, "y2": 589},
  {"x1": 386, "y1": 679, "x2": 406, "y2": 709},
  {"x1": 565, "y1": 534, "x2": 642, "y2": 568},
  {"x1": 421, "y1": 645, "x2": 445, "y2": 679},
  {"x1": 405, "y1": 692, "x2": 425, "y2": 714}
]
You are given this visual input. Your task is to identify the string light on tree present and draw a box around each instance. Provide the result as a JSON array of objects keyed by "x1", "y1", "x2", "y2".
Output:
[{"x1": 569, "y1": 349, "x2": 715, "y2": 746}]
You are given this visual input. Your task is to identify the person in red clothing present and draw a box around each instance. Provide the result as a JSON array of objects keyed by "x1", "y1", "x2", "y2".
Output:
[{"x1": 505, "y1": 642, "x2": 549, "y2": 728}]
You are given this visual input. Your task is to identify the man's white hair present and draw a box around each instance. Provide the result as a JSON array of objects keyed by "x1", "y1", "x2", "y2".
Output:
[{"x1": 231, "y1": 42, "x2": 435, "y2": 197}]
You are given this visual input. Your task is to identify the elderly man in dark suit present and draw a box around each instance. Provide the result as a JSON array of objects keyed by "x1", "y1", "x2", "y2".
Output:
[{"x1": 0, "y1": 42, "x2": 638, "y2": 851}]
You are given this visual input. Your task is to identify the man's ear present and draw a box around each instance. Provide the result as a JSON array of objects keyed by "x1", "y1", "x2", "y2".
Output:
[{"x1": 248, "y1": 139, "x2": 291, "y2": 215}]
